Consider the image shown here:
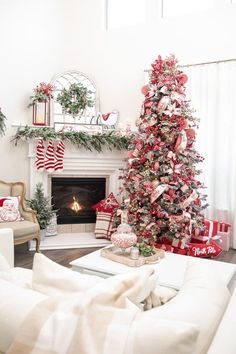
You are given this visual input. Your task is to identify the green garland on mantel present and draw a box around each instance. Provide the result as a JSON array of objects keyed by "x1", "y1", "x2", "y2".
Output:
[{"x1": 12, "y1": 126, "x2": 133, "y2": 152}]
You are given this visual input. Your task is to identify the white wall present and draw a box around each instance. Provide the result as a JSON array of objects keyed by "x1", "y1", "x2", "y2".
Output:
[
  {"x1": 0, "y1": 0, "x2": 74, "y2": 188},
  {"x1": 0, "y1": 0, "x2": 236, "y2": 192}
]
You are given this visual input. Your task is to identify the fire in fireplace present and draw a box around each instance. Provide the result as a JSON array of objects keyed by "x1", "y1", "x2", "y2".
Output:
[{"x1": 51, "y1": 177, "x2": 106, "y2": 224}]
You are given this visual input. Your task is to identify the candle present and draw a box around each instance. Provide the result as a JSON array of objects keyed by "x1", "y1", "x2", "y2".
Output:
[
  {"x1": 35, "y1": 114, "x2": 44, "y2": 124},
  {"x1": 130, "y1": 246, "x2": 139, "y2": 260}
]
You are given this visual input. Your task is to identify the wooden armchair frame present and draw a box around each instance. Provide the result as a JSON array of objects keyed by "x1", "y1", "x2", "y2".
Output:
[{"x1": 0, "y1": 181, "x2": 40, "y2": 252}]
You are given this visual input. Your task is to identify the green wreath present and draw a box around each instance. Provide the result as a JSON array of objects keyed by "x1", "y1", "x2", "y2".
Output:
[
  {"x1": 0, "y1": 108, "x2": 6, "y2": 136},
  {"x1": 57, "y1": 83, "x2": 94, "y2": 117}
]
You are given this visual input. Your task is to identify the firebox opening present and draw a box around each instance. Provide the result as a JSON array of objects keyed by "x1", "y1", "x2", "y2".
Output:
[{"x1": 51, "y1": 177, "x2": 106, "y2": 224}]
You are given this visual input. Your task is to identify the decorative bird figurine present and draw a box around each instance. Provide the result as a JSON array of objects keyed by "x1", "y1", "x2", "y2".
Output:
[{"x1": 101, "y1": 109, "x2": 119, "y2": 125}]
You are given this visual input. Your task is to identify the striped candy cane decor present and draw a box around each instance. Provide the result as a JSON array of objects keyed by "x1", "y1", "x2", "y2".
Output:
[
  {"x1": 45, "y1": 140, "x2": 56, "y2": 173},
  {"x1": 35, "y1": 138, "x2": 45, "y2": 171},
  {"x1": 55, "y1": 140, "x2": 65, "y2": 173}
]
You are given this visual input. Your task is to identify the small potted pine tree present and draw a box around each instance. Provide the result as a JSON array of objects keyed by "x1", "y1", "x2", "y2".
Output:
[
  {"x1": 27, "y1": 183, "x2": 56, "y2": 239},
  {"x1": 0, "y1": 108, "x2": 6, "y2": 136}
]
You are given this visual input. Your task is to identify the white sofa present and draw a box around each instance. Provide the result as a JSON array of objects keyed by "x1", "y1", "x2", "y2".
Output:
[{"x1": 0, "y1": 228, "x2": 236, "y2": 354}]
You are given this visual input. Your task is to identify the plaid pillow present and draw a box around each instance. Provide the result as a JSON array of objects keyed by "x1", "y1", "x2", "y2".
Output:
[
  {"x1": 94, "y1": 212, "x2": 115, "y2": 240},
  {"x1": 92, "y1": 193, "x2": 120, "y2": 213}
]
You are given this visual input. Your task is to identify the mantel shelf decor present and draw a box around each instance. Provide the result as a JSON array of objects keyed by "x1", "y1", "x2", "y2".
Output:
[
  {"x1": 12, "y1": 126, "x2": 133, "y2": 152},
  {"x1": 29, "y1": 82, "x2": 54, "y2": 126},
  {"x1": 56, "y1": 82, "x2": 94, "y2": 118}
]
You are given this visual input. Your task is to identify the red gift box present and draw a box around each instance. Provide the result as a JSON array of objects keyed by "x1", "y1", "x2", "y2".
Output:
[
  {"x1": 214, "y1": 222, "x2": 231, "y2": 251},
  {"x1": 155, "y1": 243, "x2": 174, "y2": 253},
  {"x1": 203, "y1": 219, "x2": 218, "y2": 236},
  {"x1": 192, "y1": 219, "x2": 218, "y2": 243},
  {"x1": 191, "y1": 237, "x2": 208, "y2": 244},
  {"x1": 173, "y1": 247, "x2": 188, "y2": 255},
  {"x1": 172, "y1": 239, "x2": 186, "y2": 249},
  {"x1": 214, "y1": 233, "x2": 230, "y2": 251},
  {"x1": 218, "y1": 222, "x2": 230, "y2": 233}
]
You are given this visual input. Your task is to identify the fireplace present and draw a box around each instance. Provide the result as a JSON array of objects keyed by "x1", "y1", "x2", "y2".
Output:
[{"x1": 51, "y1": 177, "x2": 106, "y2": 224}]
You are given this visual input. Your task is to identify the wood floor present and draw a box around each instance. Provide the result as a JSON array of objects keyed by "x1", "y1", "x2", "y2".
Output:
[
  {"x1": 15, "y1": 243, "x2": 236, "y2": 269},
  {"x1": 14, "y1": 243, "x2": 101, "y2": 269}
]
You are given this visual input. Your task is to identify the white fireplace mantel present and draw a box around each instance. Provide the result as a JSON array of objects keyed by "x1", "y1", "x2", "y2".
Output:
[{"x1": 28, "y1": 141, "x2": 127, "y2": 199}]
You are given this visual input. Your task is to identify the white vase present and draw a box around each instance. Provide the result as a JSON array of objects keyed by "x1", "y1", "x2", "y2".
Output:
[
  {"x1": 40, "y1": 229, "x2": 46, "y2": 241},
  {"x1": 45, "y1": 213, "x2": 58, "y2": 237}
]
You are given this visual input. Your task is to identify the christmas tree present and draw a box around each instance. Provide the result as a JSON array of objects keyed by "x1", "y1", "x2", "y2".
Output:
[
  {"x1": 27, "y1": 183, "x2": 55, "y2": 230},
  {"x1": 121, "y1": 55, "x2": 207, "y2": 248}
]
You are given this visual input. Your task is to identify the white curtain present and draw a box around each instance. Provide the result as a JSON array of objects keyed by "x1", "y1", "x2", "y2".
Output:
[{"x1": 184, "y1": 60, "x2": 236, "y2": 249}]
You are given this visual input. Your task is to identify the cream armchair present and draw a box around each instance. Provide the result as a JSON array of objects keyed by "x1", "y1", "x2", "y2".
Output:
[{"x1": 0, "y1": 181, "x2": 40, "y2": 252}]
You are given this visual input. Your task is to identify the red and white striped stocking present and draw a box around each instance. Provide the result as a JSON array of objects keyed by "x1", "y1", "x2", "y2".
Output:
[
  {"x1": 45, "y1": 140, "x2": 55, "y2": 173},
  {"x1": 35, "y1": 138, "x2": 45, "y2": 171},
  {"x1": 55, "y1": 140, "x2": 65, "y2": 173}
]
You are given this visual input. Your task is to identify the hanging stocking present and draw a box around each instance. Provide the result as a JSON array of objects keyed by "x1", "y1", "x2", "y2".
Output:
[
  {"x1": 35, "y1": 138, "x2": 45, "y2": 171},
  {"x1": 54, "y1": 140, "x2": 65, "y2": 173},
  {"x1": 45, "y1": 140, "x2": 55, "y2": 173}
]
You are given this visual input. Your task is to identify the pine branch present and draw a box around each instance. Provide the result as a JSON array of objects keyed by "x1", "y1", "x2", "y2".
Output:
[{"x1": 12, "y1": 126, "x2": 133, "y2": 152}]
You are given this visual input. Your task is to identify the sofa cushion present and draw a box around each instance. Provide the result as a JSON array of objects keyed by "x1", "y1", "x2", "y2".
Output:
[
  {"x1": 207, "y1": 286, "x2": 236, "y2": 354},
  {"x1": 0, "y1": 253, "x2": 10, "y2": 271},
  {"x1": 94, "y1": 211, "x2": 115, "y2": 239},
  {"x1": 144, "y1": 284, "x2": 177, "y2": 310},
  {"x1": 124, "y1": 316, "x2": 199, "y2": 354},
  {"x1": 141, "y1": 260, "x2": 230, "y2": 354},
  {"x1": 0, "y1": 220, "x2": 39, "y2": 237},
  {"x1": 92, "y1": 192, "x2": 120, "y2": 213},
  {"x1": 0, "y1": 267, "x2": 32, "y2": 288},
  {"x1": 0, "y1": 228, "x2": 14, "y2": 267},
  {"x1": 0, "y1": 279, "x2": 47, "y2": 353},
  {"x1": 32, "y1": 253, "x2": 103, "y2": 297}
]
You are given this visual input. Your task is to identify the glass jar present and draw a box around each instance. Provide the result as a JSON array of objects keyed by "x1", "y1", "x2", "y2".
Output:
[{"x1": 130, "y1": 246, "x2": 139, "y2": 260}]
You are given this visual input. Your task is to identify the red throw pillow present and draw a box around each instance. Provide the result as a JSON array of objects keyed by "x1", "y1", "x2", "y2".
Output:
[
  {"x1": 94, "y1": 212, "x2": 115, "y2": 240},
  {"x1": 92, "y1": 192, "x2": 120, "y2": 213}
]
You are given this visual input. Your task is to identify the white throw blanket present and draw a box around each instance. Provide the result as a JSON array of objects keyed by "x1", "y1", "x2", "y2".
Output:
[{"x1": 7, "y1": 268, "x2": 158, "y2": 354}]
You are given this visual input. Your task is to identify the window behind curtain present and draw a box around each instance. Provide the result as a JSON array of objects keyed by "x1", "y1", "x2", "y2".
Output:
[
  {"x1": 162, "y1": 0, "x2": 214, "y2": 18},
  {"x1": 183, "y1": 60, "x2": 236, "y2": 248}
]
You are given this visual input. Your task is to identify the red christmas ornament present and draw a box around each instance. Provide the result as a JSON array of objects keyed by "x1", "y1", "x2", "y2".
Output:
[
  {"x1": 141, "y1": 85, "x2": 149, "y2": 96},
  {"x1": 194, "y1": 228, "x2": 200, "y2": 237},
  {"x1": 156, "y1": 211, "x2": 165, "y2": 218},
  {"x1": 186, "y1": 128, "x2": 196, "y2": 140},
  {"x1": 127, "y1": 150, "x2": 134, "y2": 158},
  {"x1": 154, "y1": 161, "x2": 160, "y2": 171},
  {"x1": 144, "y1": 100, "x2": 152, "y2": 108},
  {"x1": 194, "y1": 198, "x2": 201, "y2": 206},
  {"x1": 177, "y1": 73, "x2": 188, "y2": 85}
]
